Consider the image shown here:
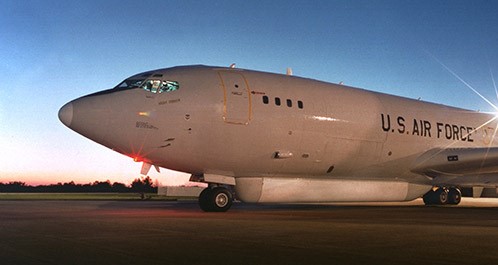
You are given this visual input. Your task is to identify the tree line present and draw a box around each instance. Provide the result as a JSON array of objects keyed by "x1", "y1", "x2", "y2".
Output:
[{"x1": 0, "y1": 176, "x2": 157, "y2": 193}]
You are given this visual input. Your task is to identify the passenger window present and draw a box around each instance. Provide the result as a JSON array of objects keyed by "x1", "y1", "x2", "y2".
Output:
[
  {"x1": 286, "y1": 99, "x2": 292, "y2": 107},
  {"x1": 298, "y1": 100, "x2": 304, "y2": 109},
  {"x1": 263, "y1": 96, "x2": 269, "y2": 104},
  {"x1": 275, "y1": 97, "x2": 281, "y2": 106}
]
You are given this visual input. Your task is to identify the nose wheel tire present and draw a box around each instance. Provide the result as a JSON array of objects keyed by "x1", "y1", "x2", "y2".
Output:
[
  {"x1": 198, "y1": 188, "x2": 212, "y2": 212},
  {"x1": 198, "y1": 187, "x2": 233, "y2": 212}
]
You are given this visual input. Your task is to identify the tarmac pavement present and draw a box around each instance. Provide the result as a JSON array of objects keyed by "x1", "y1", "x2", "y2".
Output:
[{"x1": 0, "y1": 199, "x2": 497, "y2": 265}]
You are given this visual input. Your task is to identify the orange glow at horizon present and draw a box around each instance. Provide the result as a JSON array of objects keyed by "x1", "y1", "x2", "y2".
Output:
[{"x1": 0, "y1": 168, "x2": 191, "y2": 187}]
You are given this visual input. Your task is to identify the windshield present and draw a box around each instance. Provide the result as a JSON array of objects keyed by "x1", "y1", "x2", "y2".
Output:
[{"x1": 114, "y1": 79, "x2": 145, "y2": 89}]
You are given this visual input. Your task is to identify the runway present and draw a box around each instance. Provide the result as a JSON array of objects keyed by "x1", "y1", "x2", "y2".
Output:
[{"x1": 1, "y1": 199, "x2": 497, "y2": 265}]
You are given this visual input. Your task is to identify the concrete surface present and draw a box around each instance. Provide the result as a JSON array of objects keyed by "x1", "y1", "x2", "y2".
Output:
[{"x1": 0, "y1": 199, "x2": 497, "y2": 265}]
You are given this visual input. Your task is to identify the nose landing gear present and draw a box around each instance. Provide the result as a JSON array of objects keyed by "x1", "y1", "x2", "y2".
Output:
[{"x1": 199, "y1": 186, "x2": 233, "y2": 212}]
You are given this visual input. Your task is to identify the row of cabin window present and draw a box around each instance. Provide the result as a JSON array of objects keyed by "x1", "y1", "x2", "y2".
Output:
[{"x1": 262, "y1": 95, "x2": 303, "y2": 109}]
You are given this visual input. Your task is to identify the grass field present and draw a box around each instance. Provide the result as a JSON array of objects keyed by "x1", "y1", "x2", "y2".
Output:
[{"x1": 0, "y1": 193, "x2": 196, "y2": 201}]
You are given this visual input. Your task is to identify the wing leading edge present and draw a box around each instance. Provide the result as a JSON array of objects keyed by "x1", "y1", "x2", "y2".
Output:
[
  {"x1": 411, "y1": 147, "x2": 498, "y2": 197},
  {"x1": 411, "y1": 147, "x2": 498, "y2": 177}
]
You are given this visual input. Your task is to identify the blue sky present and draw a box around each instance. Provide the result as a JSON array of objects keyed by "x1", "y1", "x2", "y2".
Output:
[{"x1": 1, "y1": 0, "x2": 498, "y2": 185}]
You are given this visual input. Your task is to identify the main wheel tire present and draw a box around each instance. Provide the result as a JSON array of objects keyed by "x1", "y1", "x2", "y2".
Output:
[
  {"x1": 199, "y1": 188, "x2": 212, "y2": 212},
  {"x1": 435, "y1": 188, "x2": 449, "y2": 205},
  {"x1": 210, "y1": 187, "x2": 233, "y2": 212},
  {"x1": 448, "y1": 188, "x2": 462, "y2": 205},
  {"x1": 423, "y1": 189, "x2": 437, "y2": 205}
]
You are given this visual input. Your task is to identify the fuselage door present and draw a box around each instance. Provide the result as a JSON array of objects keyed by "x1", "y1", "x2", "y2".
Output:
[{"x1": 218, "y1": 71, "x2": 252, "y2": 124}]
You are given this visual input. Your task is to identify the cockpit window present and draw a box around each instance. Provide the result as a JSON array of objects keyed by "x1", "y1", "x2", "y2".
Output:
[
  {"x1": 142, "y1": 80, "x2": 162, "y2": 93},
  {"x1": 141, "y1": 79, "x2": 179, "y2": 93},
  {"x1": 115, "y1": 79, "x2": 145, "y2": 89},
  {"x1": 160, "y1": 80, "x2": 179, "y2": 93}
]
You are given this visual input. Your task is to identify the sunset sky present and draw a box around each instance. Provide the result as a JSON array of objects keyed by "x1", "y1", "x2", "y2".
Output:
[{"x1": 1, "y1": 0, "x2": 498, "y2": 186}]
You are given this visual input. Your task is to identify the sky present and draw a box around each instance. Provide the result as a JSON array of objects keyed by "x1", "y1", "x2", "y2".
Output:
[{"x1": 1, "y1": 0, "x2": 498, "y2": 186}]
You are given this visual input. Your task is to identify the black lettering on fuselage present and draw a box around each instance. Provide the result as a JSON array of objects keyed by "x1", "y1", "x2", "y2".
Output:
[
  {"x1": 467, "y1": 127, "x2": 474, "y2": 142},
  {"x1": 412, "y1": 119, "x2": 419, "y2": 136},
  {"x1": 452, "y1": 125, "x2": 460, "y2": 140},
  {"x1": 397, "y1": 116, "x2": 405, "y2": 133},
  {"x1": 423, "y1": 120, "x2": 431, "y2": 137},
  {"x1": 381, "y1": 114, "x2": 391, "y2": 132},
  {"x1": 380, "y1": 114, "x2": 474, "y2": 142},
  {"x1": 437, "y1": 122, "x2": 443, "y2": 138},
  {"x1": 445, "y1": 124, "x2": 452, "y2": 139},
  {"x1": 460, "y1": 126, "x2": 467, "y2": 141}
]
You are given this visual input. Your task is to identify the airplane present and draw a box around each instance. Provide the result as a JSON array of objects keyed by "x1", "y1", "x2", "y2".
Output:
[{"x1": 59, "y1": 64, "x2": 498, "y2": 212}]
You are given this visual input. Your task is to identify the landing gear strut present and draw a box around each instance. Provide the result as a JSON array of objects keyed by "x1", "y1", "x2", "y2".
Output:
[
  {"x1": 198, "y1": 186, "x2": 233, "y2": 212},
  {"x1": 423, "y1": 187, "x2": 461, "y2": 206}
]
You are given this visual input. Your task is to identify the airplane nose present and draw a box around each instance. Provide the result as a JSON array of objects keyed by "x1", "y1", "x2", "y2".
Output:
[
  {"x1": 58, "y1": 102, "x2": 73, "y2": 127},
  {"x1": 58, "y1": 94, "x2": 112, "y2": 145}
]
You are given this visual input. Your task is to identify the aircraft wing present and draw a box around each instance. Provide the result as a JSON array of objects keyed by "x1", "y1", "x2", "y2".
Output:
[
  {"x1": 411, "y1": 147, "x2": 498, "y2": 177},
  {"x1": 411, "y1": 147, "x2": 498, "y2": 197}
]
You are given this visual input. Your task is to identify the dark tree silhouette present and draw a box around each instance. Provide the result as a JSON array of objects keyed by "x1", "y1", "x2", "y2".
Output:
[
  {"x1": 112, "y1": 182, "x2": 128, "y2": 193},
  {"x1": 92, "y1": 180, "x2": 112, "y2": 192},
  {"x1": 0, "y1": 178, "x2": 158, "y2": 193},
  {"x1": 130, "y1": 176, "x2": 156, "y2": 199},
  {"x1": 0, "y1": 182, "x2": 28, "y2": 192}
]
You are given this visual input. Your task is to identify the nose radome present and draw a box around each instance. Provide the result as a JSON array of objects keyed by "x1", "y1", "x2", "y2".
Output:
[{"x1": 58, "y1": 102, "x2": 73, "y2": 127}]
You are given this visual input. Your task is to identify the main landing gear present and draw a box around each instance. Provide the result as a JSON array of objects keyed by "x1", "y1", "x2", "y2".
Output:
[
  {"x1": 198, "y1": 186, "x2": 233, "y2": 212},
  {"x1": 423, "y1": 187, "x2": 461, "y2": 206}
]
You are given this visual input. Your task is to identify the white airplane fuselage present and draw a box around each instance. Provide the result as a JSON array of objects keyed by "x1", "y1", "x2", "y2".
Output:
[{"x1": 59, "y1": 65, "x2": 498, "y2": 210}]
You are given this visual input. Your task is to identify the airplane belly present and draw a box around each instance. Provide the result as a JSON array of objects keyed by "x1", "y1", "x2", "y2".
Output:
[{"x1": 235, "y1": 177, "x2": 431, "y2": 203}]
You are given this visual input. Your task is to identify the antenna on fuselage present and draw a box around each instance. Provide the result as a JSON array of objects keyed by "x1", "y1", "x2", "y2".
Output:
[
  {"x1": 286, "y1": 68, "x2": 293, "y2": 76},
  {"x1": 229, "y1": 63, "x2": 236, "y2": 68}
]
